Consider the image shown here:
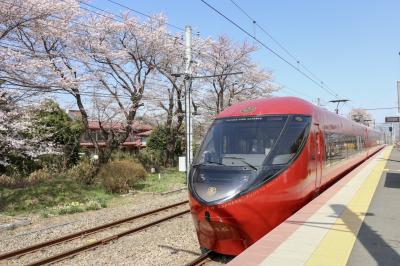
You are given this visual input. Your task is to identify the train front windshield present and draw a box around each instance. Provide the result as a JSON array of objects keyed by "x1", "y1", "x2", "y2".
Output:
[{"x1": 189, "y1": 115, "x2": 311, "y2": 205}]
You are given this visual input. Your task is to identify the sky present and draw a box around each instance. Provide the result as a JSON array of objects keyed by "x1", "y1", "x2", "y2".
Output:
[{"x1": 92, "y1": 0, "x2": 400, "y2": 124}]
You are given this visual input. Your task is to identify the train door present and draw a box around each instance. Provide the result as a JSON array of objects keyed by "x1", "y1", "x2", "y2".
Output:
[{"x1": 314, "y1": 124, "x2": 323, "y2": 194}]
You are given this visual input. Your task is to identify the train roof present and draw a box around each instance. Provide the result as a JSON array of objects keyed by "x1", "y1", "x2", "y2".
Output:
[
  {"x1": 217, "y1": 96, "x2": 381, "y2": 136},
  {"x1": 216, "y1": 97, "x2": 314, "y2": 118}
]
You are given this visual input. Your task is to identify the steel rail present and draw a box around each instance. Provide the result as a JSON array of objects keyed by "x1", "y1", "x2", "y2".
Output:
[
  {"x1": 28, "y1": 209, "x2": 190, "y2": 266},
  {"x1": 0, "y1": 200, "x2": 188, "y2": 260},
  {"x1": 185, "y1": 251, "x2": 213, "y2": 266}
]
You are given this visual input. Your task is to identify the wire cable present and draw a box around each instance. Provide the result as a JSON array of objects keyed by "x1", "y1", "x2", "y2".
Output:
[{"x1": 201, "y1": 0, "x2": 340, "y2": 99}]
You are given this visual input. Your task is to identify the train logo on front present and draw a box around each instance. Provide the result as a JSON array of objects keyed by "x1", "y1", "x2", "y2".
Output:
[
  {"x1": 241, "y1": 106, "x2": 256, "y2": 113},
  {"x1": 207, "y1": 186, "x2": 217, "y2": 196}
]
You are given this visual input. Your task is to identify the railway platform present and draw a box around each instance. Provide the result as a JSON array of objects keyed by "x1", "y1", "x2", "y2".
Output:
[{"x1": 228, "y1": 146, "x2": 400, "y2": 266}]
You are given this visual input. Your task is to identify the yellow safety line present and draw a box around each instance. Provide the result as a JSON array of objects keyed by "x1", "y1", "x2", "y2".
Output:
[{"x1": 305, "y1": 147, "x2": 392, "y2": 266}]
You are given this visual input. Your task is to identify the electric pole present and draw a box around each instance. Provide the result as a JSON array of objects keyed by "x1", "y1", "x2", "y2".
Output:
[
  {"x1": 329, "y1": 99, "x2": 349, "y2": 114},
  {"x1": 184, "y1": 26, "x2": 193, "y2": 179},
  {"x1": 173, "y1": 26, "x2": 243, "y2": 178}
]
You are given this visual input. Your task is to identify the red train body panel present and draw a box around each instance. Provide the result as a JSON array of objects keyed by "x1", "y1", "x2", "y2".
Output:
[{"x1": 188, "y1": 97, "x2": 383, "y2": 255}]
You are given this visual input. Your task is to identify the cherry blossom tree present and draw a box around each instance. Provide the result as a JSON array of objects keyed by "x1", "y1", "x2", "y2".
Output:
[
  {"x1": 76, "y1": 13, "x2": 170, "y2": 163},
  {"x1": 348, "y1": 108, "x2": 373, "y2": 126},
  {"x1": 195, "y1": 36, "x2": 276, "y2": 116},
  {"x1": 0, "y1": 0, "x2": 82, "y2": 101},
  {"x1": 0, "y1": 2, "x2": 170, "y2": 165},
  {"x1": 0, "y1": 92, "x2": 59, "y2": 170},
  {"x1": 143, "y1": 34, "x2": 187, "y2": 166},
  {"x1": 0, "y1": 0, "x2": 77, "y2": 41},
  {"x1": 0, "y1": 1, "x2": 281, "y2": 168}
]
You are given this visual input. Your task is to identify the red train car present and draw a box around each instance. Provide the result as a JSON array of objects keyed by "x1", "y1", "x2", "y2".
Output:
[{"x1": 188, "y1": 97, "x2": 383, "y2": 255}]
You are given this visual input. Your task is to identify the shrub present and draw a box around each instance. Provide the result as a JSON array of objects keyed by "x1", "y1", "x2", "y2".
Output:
[
  {"x1": 95, "y1": 195, "x2": 109, "y2": 208},
  {"x1": 0, "y1": 167, "x2": 52, "y2": 188},
  {"x1": 85, "y1": 200, "x2": 102, "y2": 211},
  {"x1": 136, "y1": 148, "x2": 163, "y2": 172},
  {"x1": 111, "y1": 150, "x2": 135, "y2": 161},
  {"x1": 67, "y1": 159, "x2": 96, "y2": 185},
  {"x1": 54, "y1": 202, "x2": 85, "y2": 215},
  {"x1": 0, "y1": 174, "x2": 17, "y2": 188},
  {"x1": 98, "y1": 159, "x2": 146, "y2": 193},
  {"x1": 27, "y1": 168, "x2": 52, "y2": 184}
]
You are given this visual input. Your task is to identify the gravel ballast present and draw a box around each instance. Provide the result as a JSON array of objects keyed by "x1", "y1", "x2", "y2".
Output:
[{"x1": 0, "y1": 190, "x2": 230, "y2": 265}]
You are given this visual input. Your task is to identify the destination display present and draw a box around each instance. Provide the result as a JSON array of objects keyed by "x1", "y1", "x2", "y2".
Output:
[{"x1": 385, "y1": 116, "x2": 400, "y2": 123}]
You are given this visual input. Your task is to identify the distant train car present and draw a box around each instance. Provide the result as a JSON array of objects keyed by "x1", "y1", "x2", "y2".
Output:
[{"x1": 188, "y1": 97, "x2": 383, "y2": 255}]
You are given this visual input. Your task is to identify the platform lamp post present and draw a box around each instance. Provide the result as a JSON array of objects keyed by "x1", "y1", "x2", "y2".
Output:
[{"x1": 329, "y1": 99, "x2": 349, "y2": 115}]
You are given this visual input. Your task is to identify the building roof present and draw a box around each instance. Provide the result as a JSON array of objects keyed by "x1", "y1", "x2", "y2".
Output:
[{"x1": 87, "y1": 120, "x2": 153, "y2": 132}]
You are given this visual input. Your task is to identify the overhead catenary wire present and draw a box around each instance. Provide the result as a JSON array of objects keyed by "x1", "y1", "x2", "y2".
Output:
[
  {"x1": 3, "y1": 86, "x2": 178, "y2": 103},
  {"x1": 0, "y1": 0, "x2": 255, "y2": 96},
  {"x1": 104, "y1": 0, "x2": 185, "y2": 32},
  {"x1": 200, "y1": 0, "x2": 352, "y2": 103},
  {"x1": 229, "y1": 0, "x2": 341, "y2": 98},
  {"x1": 0, "y1": 0, "x2": 262, "y2": 79},
  {"x1": 0, "y1": 42, "x2": 175, "y2": 88},
  {"x1": 2, "y1": 0, "x2": 353, "y2": 112},
  {"x1": 79, "y1": 0, "x2": 217, "y2": 61}
]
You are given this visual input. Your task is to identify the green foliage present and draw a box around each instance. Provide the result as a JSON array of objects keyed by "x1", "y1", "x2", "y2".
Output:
[
  {"x1": 146, "y1": 125, "x2": 183, "y2": 166},
  {"x1": 32, "y1": 100, "x2": 82, "y2": 145},
  {"x1": 1, "y1": 155, "x2": 39, "y2": 181},
  {"x1": 136, "y1": 148, "x2": 163, "y2": 171},
  {"x1": 66, "y1": 159, "x2": 97, "y2": 185},
  {"x1": 133, "y1": 168, "x2": 186, "y2": 193},
  {"x1": 111, "y1": 150, "x2": 135, "y2": 161},
  {"x1": 0, "y1": 177, "x2": 112, "y2": 215},
  {"x1": 0, "y1": 100, "x2": 83, "y2": 180},
  {"x1": 98, "y1": 159, "x2": 146, "y2": 193},
  {"x1": 147, "y1": 126, "x2": 169, "y2": 151},
  {"x1": 32, "y1": 99, "x2": 83, "y2": 166},
  {"x1": 48, "y1": 200, "x2": 103, "y2": 216}
]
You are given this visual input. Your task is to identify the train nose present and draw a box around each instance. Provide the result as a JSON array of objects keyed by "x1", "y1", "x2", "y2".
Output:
[{"x1": 192, "y1": 210, "x2": 248, "y2": 255}]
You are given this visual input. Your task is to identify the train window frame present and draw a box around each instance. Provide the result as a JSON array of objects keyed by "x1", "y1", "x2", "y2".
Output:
[
  {"x1": 189, "y1": 114, "x2": 312, "y2": 206},
  {"x1": 324, "y1": 132, "x2": 366, "y2": 167}
]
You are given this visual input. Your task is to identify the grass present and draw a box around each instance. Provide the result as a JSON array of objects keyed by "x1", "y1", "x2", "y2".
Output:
[
  {"x1": 0, "y1": 178, "x2": 112, "y2": 217},
  {"x1": 133, "y1": 168, "x2": 186, "y2": 193},
  {"x1": 0, "y1": 168, "x2": 185, "y2": 217}
]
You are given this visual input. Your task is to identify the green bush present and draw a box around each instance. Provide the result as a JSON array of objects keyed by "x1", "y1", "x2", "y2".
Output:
[
  {"x1": 56, "y1": 202, "x2": 85, "y2": 215},
  {"x1": 85, "y1": 200, "x2": 102, "y2": 211},
  {"x1": 111, "y1": 150, "x2": 135, "y2": 161},
  {"x1": 98, "y1": 159, "x2": 146, "y2": 193},
  {"x1": 136, "y1": 148, "x2": 163, "y2": 172},
  {"x1": 67, "y1": 159, "x2": 96, "y2": 185}
]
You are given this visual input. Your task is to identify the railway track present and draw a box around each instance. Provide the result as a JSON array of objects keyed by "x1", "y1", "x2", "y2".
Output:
[
  {"x1": 185, "y1": 251, "x2": 213, "y2": 266},
  {"x1": 0, "y1": 200, "x2": 190, "y2": 265}
]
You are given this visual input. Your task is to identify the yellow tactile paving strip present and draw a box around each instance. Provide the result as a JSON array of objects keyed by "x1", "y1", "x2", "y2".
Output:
[
  {"x1": 305, "y1": 147, "x2": 392, "y2": 266},
  {"x1": 256, "y1": 147, "x2": 390, "y2": 266}
]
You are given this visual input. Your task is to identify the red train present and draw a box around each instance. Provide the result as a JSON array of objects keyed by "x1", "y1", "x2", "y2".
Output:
[{"x1": 188, "y1": 96, "x2": 383, "y2": 255}]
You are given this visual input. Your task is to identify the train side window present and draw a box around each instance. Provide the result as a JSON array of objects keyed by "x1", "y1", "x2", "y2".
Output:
[
  {"x1": 324, "y1": 133, "x2": 331, "y2": 166},
  {"x1": 345, "y1": 135, "x2": 357, "y2": 157},
  {"x1": 332, "y1": 134, "x2": 342, "y2": 164}
]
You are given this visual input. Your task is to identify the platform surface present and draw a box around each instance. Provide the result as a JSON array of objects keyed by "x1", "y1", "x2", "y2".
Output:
[{"x1": 228, "y1": 146, "x2": 400, "y2": 266}]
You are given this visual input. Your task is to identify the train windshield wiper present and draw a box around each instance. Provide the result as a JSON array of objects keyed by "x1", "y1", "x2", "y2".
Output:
[
  {"x1": 223, "y1": 156, "x2": 258, "y2": 170},
  {"x1": 193, "y1": 160, "x2": 226, "y2": 167}
]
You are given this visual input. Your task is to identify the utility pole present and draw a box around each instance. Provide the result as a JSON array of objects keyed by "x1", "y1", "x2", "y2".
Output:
[
  {"x1": 173, "y1": 26, "x2": 243, "y2": 178},
  {"x1": 397, "y1": 81, "x2": 400, "y2": 113},
  {"x1": 329, "y1": 99, "x2": 349, "y2": 114},
  {"x1": 184, "y1": 26, "x2": 193, "y2": 179}
]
